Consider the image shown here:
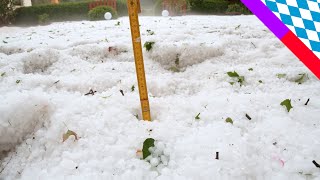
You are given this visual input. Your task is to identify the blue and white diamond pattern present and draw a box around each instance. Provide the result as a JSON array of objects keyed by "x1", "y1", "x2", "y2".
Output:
[{"x1": 261, "y1": 0, "x2": 320, "y2": 58}]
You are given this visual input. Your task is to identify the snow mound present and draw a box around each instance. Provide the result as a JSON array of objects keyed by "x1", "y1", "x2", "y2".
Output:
[
  {"x1": 146, "y1": 44, "x2": 224, "y2": 71},
  {"x1": 22, "y1": 49, "x2": 59, "y2": 74},
  {"x1": 67, "y1": 45, "x2": 108, "y2": 63},
  {"x1": 0, "y1": 46, "x2": 24, "y2": 55},
  {"x1": 0, "y1": 91, "x2": 51, "y2": 154},
  {"x1": 67, "y1": 44, "x2": 129, "y2": 63}
]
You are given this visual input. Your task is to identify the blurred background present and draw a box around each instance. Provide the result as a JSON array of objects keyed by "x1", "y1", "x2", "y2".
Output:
[{"x1": 1, "y1": 0, "x2": 251, "y2": 26}]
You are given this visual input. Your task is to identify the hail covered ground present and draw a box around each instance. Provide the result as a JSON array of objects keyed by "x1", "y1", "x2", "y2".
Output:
[{"x1": 0, "y1": 16, "x2": 319, "y2": 179}]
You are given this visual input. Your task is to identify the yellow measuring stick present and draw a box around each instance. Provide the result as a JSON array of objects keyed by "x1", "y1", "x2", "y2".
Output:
[{"x1": 127, "y1": 0, "x2": 151, "y2": 121}]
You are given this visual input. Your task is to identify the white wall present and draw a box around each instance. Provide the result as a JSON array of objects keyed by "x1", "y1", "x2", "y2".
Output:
[{"x1": 22, "y1": 0, "x2": 32, "y2": 6}]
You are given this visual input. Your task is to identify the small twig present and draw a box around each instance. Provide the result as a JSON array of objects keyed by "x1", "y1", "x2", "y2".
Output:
[
  {"x1": 119, "y1": 90, "x2": 124, "y2": 96},
  {"x1": 245, "y1": 114, "x2": 252, "y2": 120},
  {"x1": 312, "y1": 160, "x2": 320, "y2": 168},
  {"x1": 0, "y1": 154, "x2": 13, "y2": 175},
  {"x1": 85, "y1": 89, "x2": 97, "y2": 96},
  {"x1": 215, "y1": 152, "x2": 219, "y2": 160},
  {"x1": 63, "y1": 122, "x2": 69, "y2": 130},
  {"x1": 305, "y1": 98, "x2": 310, "y2": 106},
  {"x1": 53, "y1": 80, "x2": 60, "y2": 84},
  {"x1": 251, "y1": 42, "x2": 256, "y2": 48}
]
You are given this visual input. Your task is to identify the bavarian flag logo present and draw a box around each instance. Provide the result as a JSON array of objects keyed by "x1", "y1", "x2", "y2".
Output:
[{"x1": 241, "y1": 0, "x2": 320, "y2": 79}]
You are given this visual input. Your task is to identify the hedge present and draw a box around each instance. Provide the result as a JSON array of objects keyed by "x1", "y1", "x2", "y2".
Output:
[
  {"x1": 14, "y1": 1, "x2": 91, "y2": 24},
  {"x1": 88, "y1": 6, "x2": 117, "y2": 20},
  {"x1": 189, "y1": 0, "x2": 230, "y2": 14},
  {"x1": 14, "y1": 0, "x2": 128, "y2": 25},
  {"x1": 226, "y1": 3, "x2": 252, "y2": 15}
]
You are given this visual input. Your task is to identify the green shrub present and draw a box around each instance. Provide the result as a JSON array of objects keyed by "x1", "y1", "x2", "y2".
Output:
[
  {"x1": 226, "y1": 3, "x2": 251, "y2": 14},
  {"x1": 88, "y1": 6, "x2": 117, "y2": 20},
  {"x1": 0, "y1": 0, "x2": 15, "y2": 26},
  {"x1": 189, "y1": 0, "x2": 229, "y2": 14},
  {"x1": 14, "y1": 1, "x2": 91, "y2": 25},
  {"x1": 38, "y1": 13, "x2": 49, "y2": 24}
]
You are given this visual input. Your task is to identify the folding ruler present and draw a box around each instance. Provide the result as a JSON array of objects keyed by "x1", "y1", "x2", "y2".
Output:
[{"x1": 127, "y1": 0, "x2": 151, "y2": 121}]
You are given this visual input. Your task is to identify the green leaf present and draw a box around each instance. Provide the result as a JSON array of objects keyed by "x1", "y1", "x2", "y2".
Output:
[
  {"x1": 101, "y1": 95, "x2": 112, "y2": 99},
  {"x1": 229, "y1": 82, "x2": 235, "y2": 85},
  {"x1": 228, "y1": 71, "x2": 245, "y2": 86},
  {"x1": 144, "y1": 42, "x2": 155, "y2": 52},
  {"x1": 258, "y1": 80, "x2": 263, "y2": 83},
  {"x1": 195, "y1": 113, "x2": 201, "y2": 120},
  {"x1": 227, "y1": 71, "x2": 239, "y2": 78},
  {"x1": 16, "y1": 80, "x2": 21, "y2": 84},
  {"x1": 131, "y1": 85, "x2": 135, "y2": 92},
  {"x1": 280, "y1": 99, "x2": 293, "y2": 112},
  {"x1": 248, "y1": 68, "x2": 253, "y2": 71},
  {"x1": 295, "y1": 73, "x2": 307, "y2": 84},
  {"x1": 1, "y1": 72, "x2": 5, "y2": 77},
  {"x1": 142, "y1": 138, "x2": 155, "y2": 159},
  {"x1": 276, "y1": 73, "x2": 286, "y2": 79},
  {"x1": 225, "y1": 117, "x2": 233, "y2": 124}
]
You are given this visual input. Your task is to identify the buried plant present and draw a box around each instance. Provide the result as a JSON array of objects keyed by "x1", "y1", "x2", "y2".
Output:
[
  {"x1": 276, "y1": 73, "x2": 309, "y2": 84},
  {"x1": 169, "y1": 54, "x2": 181, "y2": 72},
  {"x1": 225, "y1": 117, "x2": 233, "y2": 124},
  {"x1": 294, "y1": 73, "x2": 308, "y2": 84},
  {"x1": 227, "y1": 71, "x2": 245, "y2": 86},
  {"x1": 144, "y1": 41, "x2": 155, "y2": 52},
  {"x1": 138, "y1": 138, "x2": 170, "y2": 171},
  {"x1": 276, "y1": 73, "x2": 286, "y2": 79}
]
